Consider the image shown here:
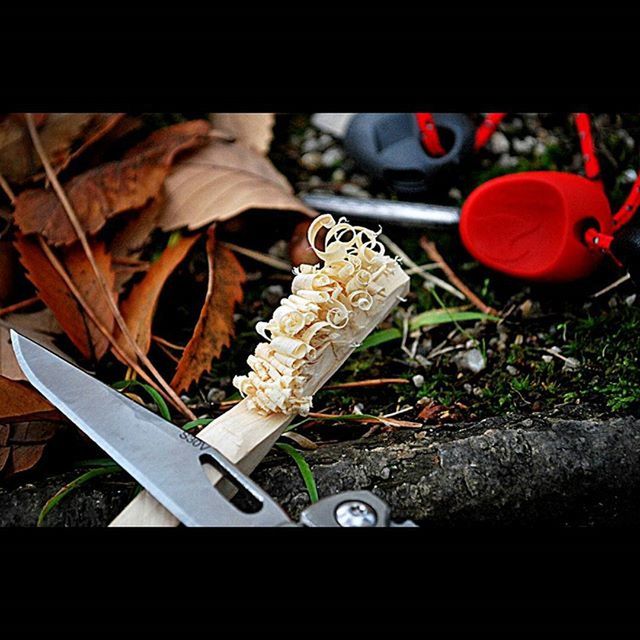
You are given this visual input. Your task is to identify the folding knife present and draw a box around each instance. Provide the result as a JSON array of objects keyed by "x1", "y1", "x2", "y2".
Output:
[{"x1": 11, "y1": 331, "x2": 416, "y2": 527}]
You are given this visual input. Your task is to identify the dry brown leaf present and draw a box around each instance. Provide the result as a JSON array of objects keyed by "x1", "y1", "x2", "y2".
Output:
[
  {"x1": 110, "y1": 191, "x2": 166, "y2": 291},
  {"x1": 171, "y1": 226, "x2": 246, "y2": 393},
  {"x1": 115, "y1": 233, "x2": 201, "y2": 362},
  {"x1": 158, "y1": 135, "x2": 316, "y2": 232},
  {"x1": 0, "y1": 309, "x2": 66, "y2": 381},
  {"x1": 0, "y1": 113, "x2": 125, "y2": 184},
  {"x1": 0, "y1": 376, "x2": 60, "y2": 423},
  {"x1": 0, "y1": 419, "x2": 61, "y2": 477},
  {"x1": 15, "y1": 235, "x2": 117, "y2": 360},
  {"x1": 289, "y1": 219, "x2": 323, "y2": 267},
  {"x1": 13, "y1": 120, "x2": 211, "y2": 246},
  {"x1": 209, "y1": 113, "x2": 275, "y2": 154}
]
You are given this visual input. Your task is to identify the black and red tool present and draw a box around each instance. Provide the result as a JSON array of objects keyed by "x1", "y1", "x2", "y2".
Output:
[
  {"x1": 307, "y1": 113, "x2": 640, "y2": 284},
  {"x1": 341, "y1": 112, "x2": 505, "y2": 197}
]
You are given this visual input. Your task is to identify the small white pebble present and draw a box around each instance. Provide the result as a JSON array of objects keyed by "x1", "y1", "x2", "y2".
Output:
[
  {"x1": 321, "y1": 147, "x2": 345, "y2": 167},
  {"x1": 332, "y1": 168, "x2": 346, "y2": 183},
  {"x1": 498, "y1": 153, "x2": 519, "y2": 168},
  {"x1": 512, "y1": 136, "x2": 536, "y2": 154},
  {"x1": 542, "y1": 355, "x2": 553, "y2": 363},
  {"x1": 411, "y1": 374, "x2": 425, "y2": 388},
  {"x1": 301, "y1": 137, "x2": 320, "y2": 153},
  {"x1": 206, "y1": 387, "x2": 226, "y2": 404},
  {"x1": 562, "y1": 357, "x2": 581, "y2": 372},
  {"x1": 452, "y1": 348, "x2": 486, "y2": 374},
  {"x1": 300, "y1": 151, "x2": 322, "y2": 171},
  {"x1": 488, "y1": 131, "x2": 510, "y2": 154},
  {"x1": 316, "y1": 134, "x2": 334, "y2": 151}
]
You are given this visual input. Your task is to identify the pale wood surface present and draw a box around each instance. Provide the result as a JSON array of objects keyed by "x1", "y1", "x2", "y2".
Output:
[{"x1": 110, "y1": 265, "x2": 409, "y2": 526}]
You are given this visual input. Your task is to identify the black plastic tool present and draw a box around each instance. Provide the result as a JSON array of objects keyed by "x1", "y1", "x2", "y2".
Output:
[{"x1": 343, "y1": 113, "x2": 475, "y2": 197}]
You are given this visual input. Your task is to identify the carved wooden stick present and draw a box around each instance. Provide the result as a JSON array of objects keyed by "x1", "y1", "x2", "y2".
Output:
[{"x1": 110, "y1": 264, "x2": 410, "y2": 526}]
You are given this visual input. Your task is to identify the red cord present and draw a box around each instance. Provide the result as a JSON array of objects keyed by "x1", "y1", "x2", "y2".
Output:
[
  {"x1": 474, "y1": 113, "x2": 507, "y2": 151},
  {"x1": 415, "y1": 113, "x2": 446, "y2": 157},
  {"x1": 574, "y1": 113, "x2": 601, "y2": 180},
  {"x1": 612, "y1": 174, "x2": 640, "y2": 231},
  {"x1": 584, "y1": 227, "x2": 614, "y2": 251}
]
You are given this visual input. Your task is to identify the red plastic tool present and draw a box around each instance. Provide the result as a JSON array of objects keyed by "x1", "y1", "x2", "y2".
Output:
[
  {"x1": 459, "y1": 171, "x2": 613, "y2": 282},
  {"x1": 458, "y1": 113, "x2": 639, "y2": 283}
]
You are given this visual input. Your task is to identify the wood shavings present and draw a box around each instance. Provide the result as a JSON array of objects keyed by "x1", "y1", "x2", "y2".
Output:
[{"x1": 233, "y1": 214, "x2": 398, "y2": 416}]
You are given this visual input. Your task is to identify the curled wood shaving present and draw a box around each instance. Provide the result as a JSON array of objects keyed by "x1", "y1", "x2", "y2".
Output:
[{"x1": 233, "y1": 214, "x2": 398, "y2": 416}]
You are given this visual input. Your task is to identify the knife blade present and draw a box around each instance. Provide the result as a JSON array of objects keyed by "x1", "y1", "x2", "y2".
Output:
[
  {"x1": 10, "y1": 331, "x2": 292, "y2": 527},
  {"x1": 301, "y1": 193, "x2": 460, "y2": 229}
]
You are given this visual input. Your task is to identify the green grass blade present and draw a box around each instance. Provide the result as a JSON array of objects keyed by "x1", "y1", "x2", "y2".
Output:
[
  {"x1": 409, "y1": 309, "x2": 494, "y2": 331},
  {"x1": 357, "y1": 310, "x2": 495, "y2": 351},
  {"x1": 356, "y1": 328, "x2": 402, "y2": 351},
  {"x1": 181, "y1": 418, "x2": 214, "y2": 431},
  {"x1": 111, "y1": 379, "x2": 171, "y2": 421},
  {"x1": 73, "y1": 458, "x2": 119, "y2": 468},
  {"x1": 37, "y1": 465, "x2": 121, "y2": 526},
  {"x1": 276, "y1": 443, "x2": 319, "y2": 503},
  {"x1": 137, "y1": 383, "x2": 171, "y2": 421}
]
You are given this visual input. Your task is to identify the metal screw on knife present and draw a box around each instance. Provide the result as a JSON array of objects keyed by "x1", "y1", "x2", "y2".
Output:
[
  {"x1": 301, "y1": 193, "x2": 460, "y2": 229},
  {"x1": 335, "y1": 500, "x2": 378, "y2": 527}
]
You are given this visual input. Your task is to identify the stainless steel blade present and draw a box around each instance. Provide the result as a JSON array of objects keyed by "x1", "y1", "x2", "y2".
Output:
[
  {"x1": 301, "y1": 193, "x2": 460, "y2": 229},
  {"x1": 11, "y1": 331, "x2": 292, "y2": 527}
]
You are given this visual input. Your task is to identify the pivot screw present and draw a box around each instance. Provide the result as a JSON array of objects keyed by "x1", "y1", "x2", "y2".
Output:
[{"x1": 335, "y1": 500, "x2": 378, "y2": 527}]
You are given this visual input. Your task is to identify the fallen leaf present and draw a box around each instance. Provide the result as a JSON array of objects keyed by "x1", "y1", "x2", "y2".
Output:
[
  {"x1": 6, "y1": 444, "x2": 47, "y2": 475},
  {"x1": 13, "y1": 119, "x2": 211, "y2": 246},
  {"x1": 158, "y1": 135, "x2": 316, "y2": 232},
  {"x1": 0, "y1": 309, "x2": 66, "y2": 381},
  {"x1": 115, "y1": 233, "x2": 201, "y2": 362},
  {"x1": 0, "y1": 376, "x2": 60, "y2": 423},
  {"x1": 0, "y1": 420, "x2": 61, "y2": 477},
  {"x1": 110, "y1": 191, "x2": 166, "y2": 291},
  {"x1": 417, "y1": 400, "x2": 447, "y2": 422},
  {"x1": 171, "y1": 226, "x2": 246, "y2": 392},
  {"x1": 209, "y1": 113, "x2": 275, "y2": 154},
  {"x1": 124, "y1": 119, "x2": 211, "y2": 164},
  {"x1": 0, "y1": 113, "x2": 125, "y2": 184},
  {"x1": 289, "y1": 219, "x2": 322, "y2": 266},
  {"x1": 15, "y1": 235, "x2": 117, "y2": 360}
]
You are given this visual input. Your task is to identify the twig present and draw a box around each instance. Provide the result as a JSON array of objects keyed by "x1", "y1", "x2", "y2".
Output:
[
  {"x1": 25, "y1": 114, "x2": 194, "y2": 420},
  {"x1": 37, "y1": 239, "x2": 190, "y2": 415},
  {"x1": 306, "y1": 412, "x2": 421, "y2": 428},
  {"x1": 0, "y1": 173, "x2": 16, "y2": 204},
  {"x1": 419, "y1": 235, "x2": 500, "y2": 316},
  {"x1": 154, "y1": 341, "x2": 181, "y2": 364},
  {"x1": 0, "y1": 295, "x2": 42, "y2": 317},
  {"x1": 323, "y1": 378, "x2": 409, "y2": 390},
  {"x1": 220, "y1": 241, "x2": 292, "y2": 272},
  {"x1": 380, "y1": 233, "x2": 466, "y2": 299},
  {"x1": 152, "y1": 334, "x2": 185, "y2": 351},
  {"x1": 111, "y1": 257, "x2": 151, "y2": 268},
  {"x1": 591, "y1": 273, "x2": 631, "y2": 298},
  {"x1": 219, "y1": 398, "x2": 241, "y2": 409}
]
